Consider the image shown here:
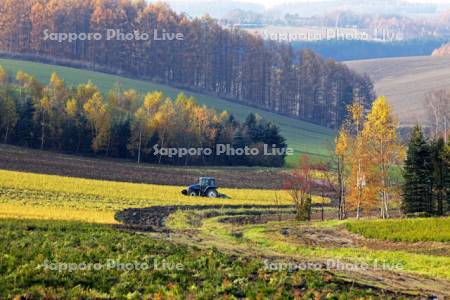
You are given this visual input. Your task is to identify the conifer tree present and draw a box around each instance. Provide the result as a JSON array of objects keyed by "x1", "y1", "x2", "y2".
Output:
[
  {"x1": 402, "y1": 126, "x2": 433, "y2": 214},
  {"x1": 431, "y1": 138, "x2": 449, "y2": 215}
]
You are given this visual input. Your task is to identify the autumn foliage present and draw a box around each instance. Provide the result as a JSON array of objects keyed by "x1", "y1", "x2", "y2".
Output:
[
  {"x1": 334, "y1": 97, "x2": 405, "y2": 219},
  {"x1": 0, "y1": 66, "x2": 287, "y2": 166},
  {"x1": 0, "y1": 0, "x2": 374, "y2": 129},
  {"x1": 283, "y1": 155, "x2": 314, "y2": 221}
]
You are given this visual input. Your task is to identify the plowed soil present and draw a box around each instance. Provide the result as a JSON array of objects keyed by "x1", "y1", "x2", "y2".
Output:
[{"x1": 0, "y1": 145, "x2": 285, "y2": 189}]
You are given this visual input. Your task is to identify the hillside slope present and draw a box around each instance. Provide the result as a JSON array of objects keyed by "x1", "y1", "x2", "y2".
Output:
[
  {"x1": 346, "y1": 56, "x2": 450, "y2": 125},
  {"x1": 0, "y1": 58, "x2": 334, "y2": 164}
]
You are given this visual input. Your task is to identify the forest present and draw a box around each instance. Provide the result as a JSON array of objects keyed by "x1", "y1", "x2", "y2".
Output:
[
  {"x1": 0, "y1": 0, "x2": 375, "y2": 129},
  {"x1": 0, "y1": 66, "x2": 287, "y2": 167}
]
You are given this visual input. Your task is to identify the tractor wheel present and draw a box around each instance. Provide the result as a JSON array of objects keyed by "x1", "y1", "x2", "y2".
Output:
[
  {"x1": 189, "y1": 190, "x2": 198, "y2": 197},
  {"x1": 207, "y1": 189, "x2": 218, "y2": 198}
]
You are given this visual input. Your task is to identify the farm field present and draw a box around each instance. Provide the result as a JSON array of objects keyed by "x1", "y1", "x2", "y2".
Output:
[
  {"x1": 345, "y1": 55, "x2": 450, "y2": 125},
  {"x1": 0, "y1": 144, "x2": 287, "y2": 189},
  {"x1": 0, "y1": 162, "x2": 409, "y2": 298},
  {"x1": 0, "y1": 169, "x2": 304, "y2": 223},
  {"x1": 0, "y1": 218, "x2": 397, "y2": 299},
  {"x1": 0, "y1": 58, "x2": 334, "y2": 164},
  {"x1": 0, "y1": 156, "x2": 449, "y2": 297},
  {"x1": 118, "y1": 206, "x2": 450, "y2": 297}
]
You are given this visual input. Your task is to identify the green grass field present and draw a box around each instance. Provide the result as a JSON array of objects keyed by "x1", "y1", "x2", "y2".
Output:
[
  {"x1": 345, "y1": 217, "x2": 450, "y2": 242},
  {"x1": 0, "y1": 58, "x2": 334, "y2": 165},
  {"x1": 1, "y1": 218, "x2": 382, "y2": 299}
]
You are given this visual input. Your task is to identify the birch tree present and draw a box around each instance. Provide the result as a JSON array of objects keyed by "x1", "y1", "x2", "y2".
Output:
[{"x1": 362, "y1": 96, "x2": 404, "y2": 219}]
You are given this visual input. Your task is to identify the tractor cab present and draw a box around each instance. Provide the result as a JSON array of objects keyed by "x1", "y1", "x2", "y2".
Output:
[
  {"x1": 200, "y1": 177, "x2": 217, "y2": 190},
  {"x1": 182, "y1": 177, "x2": 219, "y2": 198}
]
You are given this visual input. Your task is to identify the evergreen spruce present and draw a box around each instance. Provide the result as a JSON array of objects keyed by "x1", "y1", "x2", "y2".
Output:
[
  {"x1": 431, "y1": 138, "x2": 449, "y2": 215},
  {"x1": 402, "y1": 126, "x2": 433, "y2": 214}
]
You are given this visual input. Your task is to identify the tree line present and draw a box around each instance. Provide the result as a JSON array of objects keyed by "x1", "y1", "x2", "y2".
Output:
[
  {"x1": 0, "y1": 0, "x2": 375, "y2": 129},
  {"x1": 0, "y1": 66, "x2": 287, "y2": 167}
]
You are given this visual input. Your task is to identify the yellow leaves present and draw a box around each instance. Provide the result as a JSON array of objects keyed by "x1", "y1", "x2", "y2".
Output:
[
  {"x1": 363, "y1": 96, "x2": 398, "y2": 142},
  {"x1": 335, "y1": 129, "x2": 349, "y2": 157},
  {"x1": 49, "y1": 72, "x2": 64, "y2": 89},
  {"x1": 83, "y1": 92, "x2": 106, "y2": 120},
  {"x1": 83, "y1": 92, "x2": 111, "y2": 152},
  {"x1": 0, "y1": 65, "x2": 6, "y2": 85},
  {"x1": 192, "y1": 105, "x2": 218, "y2": 144},
  {"x1": 39, "y1": 95, "x2": 51, "y2": 112},
  {"x1": 0, "y1": 94, "x2": 18, "y2": 131},
  {"x1": 174, "y1": 92, "x2": 195, "y2": 108},
  {"x1": 15, "y1": 70, "x2": 28, "y2": 84},
  {"x1": 16, "y1": 70, "x2": 41, "y2": 95},
  {"x1": 157, "y1": 99, "x2": 176, "y2": 122},
  {"x1": 337, "y1": 96, "x2": 404, "y2": 215},
  {"x1": 129, "y1": 92, "x2": 163, "y2": 153},
  {"x1": 111, "y1": 88, "x2": 139, "y2": 113},
  {"x1": 123, "y1": 89, "x2": 138, "y2": 104},
  {"x1": 219, "y1": 111, "x2": 230, "y2": 123},
  {"x1": 362, "y1": 97, "x2": 402, "y2": 163},
  {"x1": 76, "y1": 81, "x2": 100, "y2": 104},
  {"x1": 65, "y1": 98, "x2": 78, "y2": 118},
  {"x1": 347, "y1": 102, "x2": 364, "y2": 126},
  {"x1": 143, "y1": 91, "x2": 163, "y2": 113},
  {"x1": 134, "y1": 107, "x2": 146, "y2": 123}
]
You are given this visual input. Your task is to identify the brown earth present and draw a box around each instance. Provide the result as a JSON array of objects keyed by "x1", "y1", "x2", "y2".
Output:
[
  {"x1": 114, "y1": 204, "x2": 296, "y2": 231},
  {"x1": 0, "y1": 144, "x2": 285, "y2": 189},
  {"x1": 280, "y1": 224, "x2": 450, "y2": 257}
]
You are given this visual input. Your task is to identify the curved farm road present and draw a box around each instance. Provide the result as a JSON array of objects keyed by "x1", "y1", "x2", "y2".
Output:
[{"x1": 116, "y1": 205, "x2": 450, "y2": 298}]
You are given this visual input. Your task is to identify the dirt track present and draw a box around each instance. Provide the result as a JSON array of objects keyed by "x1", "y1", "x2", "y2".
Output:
[
  {"x1": 114, "y1": 204, "x2": 295, "y2": 231},
  {"x1": 115, "y1": 205, "x2": 450, "y2": 298}
]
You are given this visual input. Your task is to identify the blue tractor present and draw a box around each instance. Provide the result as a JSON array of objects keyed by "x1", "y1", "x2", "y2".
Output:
[{"x1": 181, "y1": 177, "x2": 220, "y2": 198}]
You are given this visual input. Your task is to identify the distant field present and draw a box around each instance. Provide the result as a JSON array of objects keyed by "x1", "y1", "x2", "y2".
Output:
[
  {"x1": 0, "y1": 58, "x2": 334, "y2": 165},
  {"x1": 346, "y1": 55, "x2": 450, "y2": 125}
]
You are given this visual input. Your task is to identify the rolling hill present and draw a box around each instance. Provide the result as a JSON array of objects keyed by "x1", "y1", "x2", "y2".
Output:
[
  {"x1": 346, "y1": 55, "x2": 450, "y2": 126},
  {"x1": 0, "y1": 58, "x2": 334, "y2": 165}
]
